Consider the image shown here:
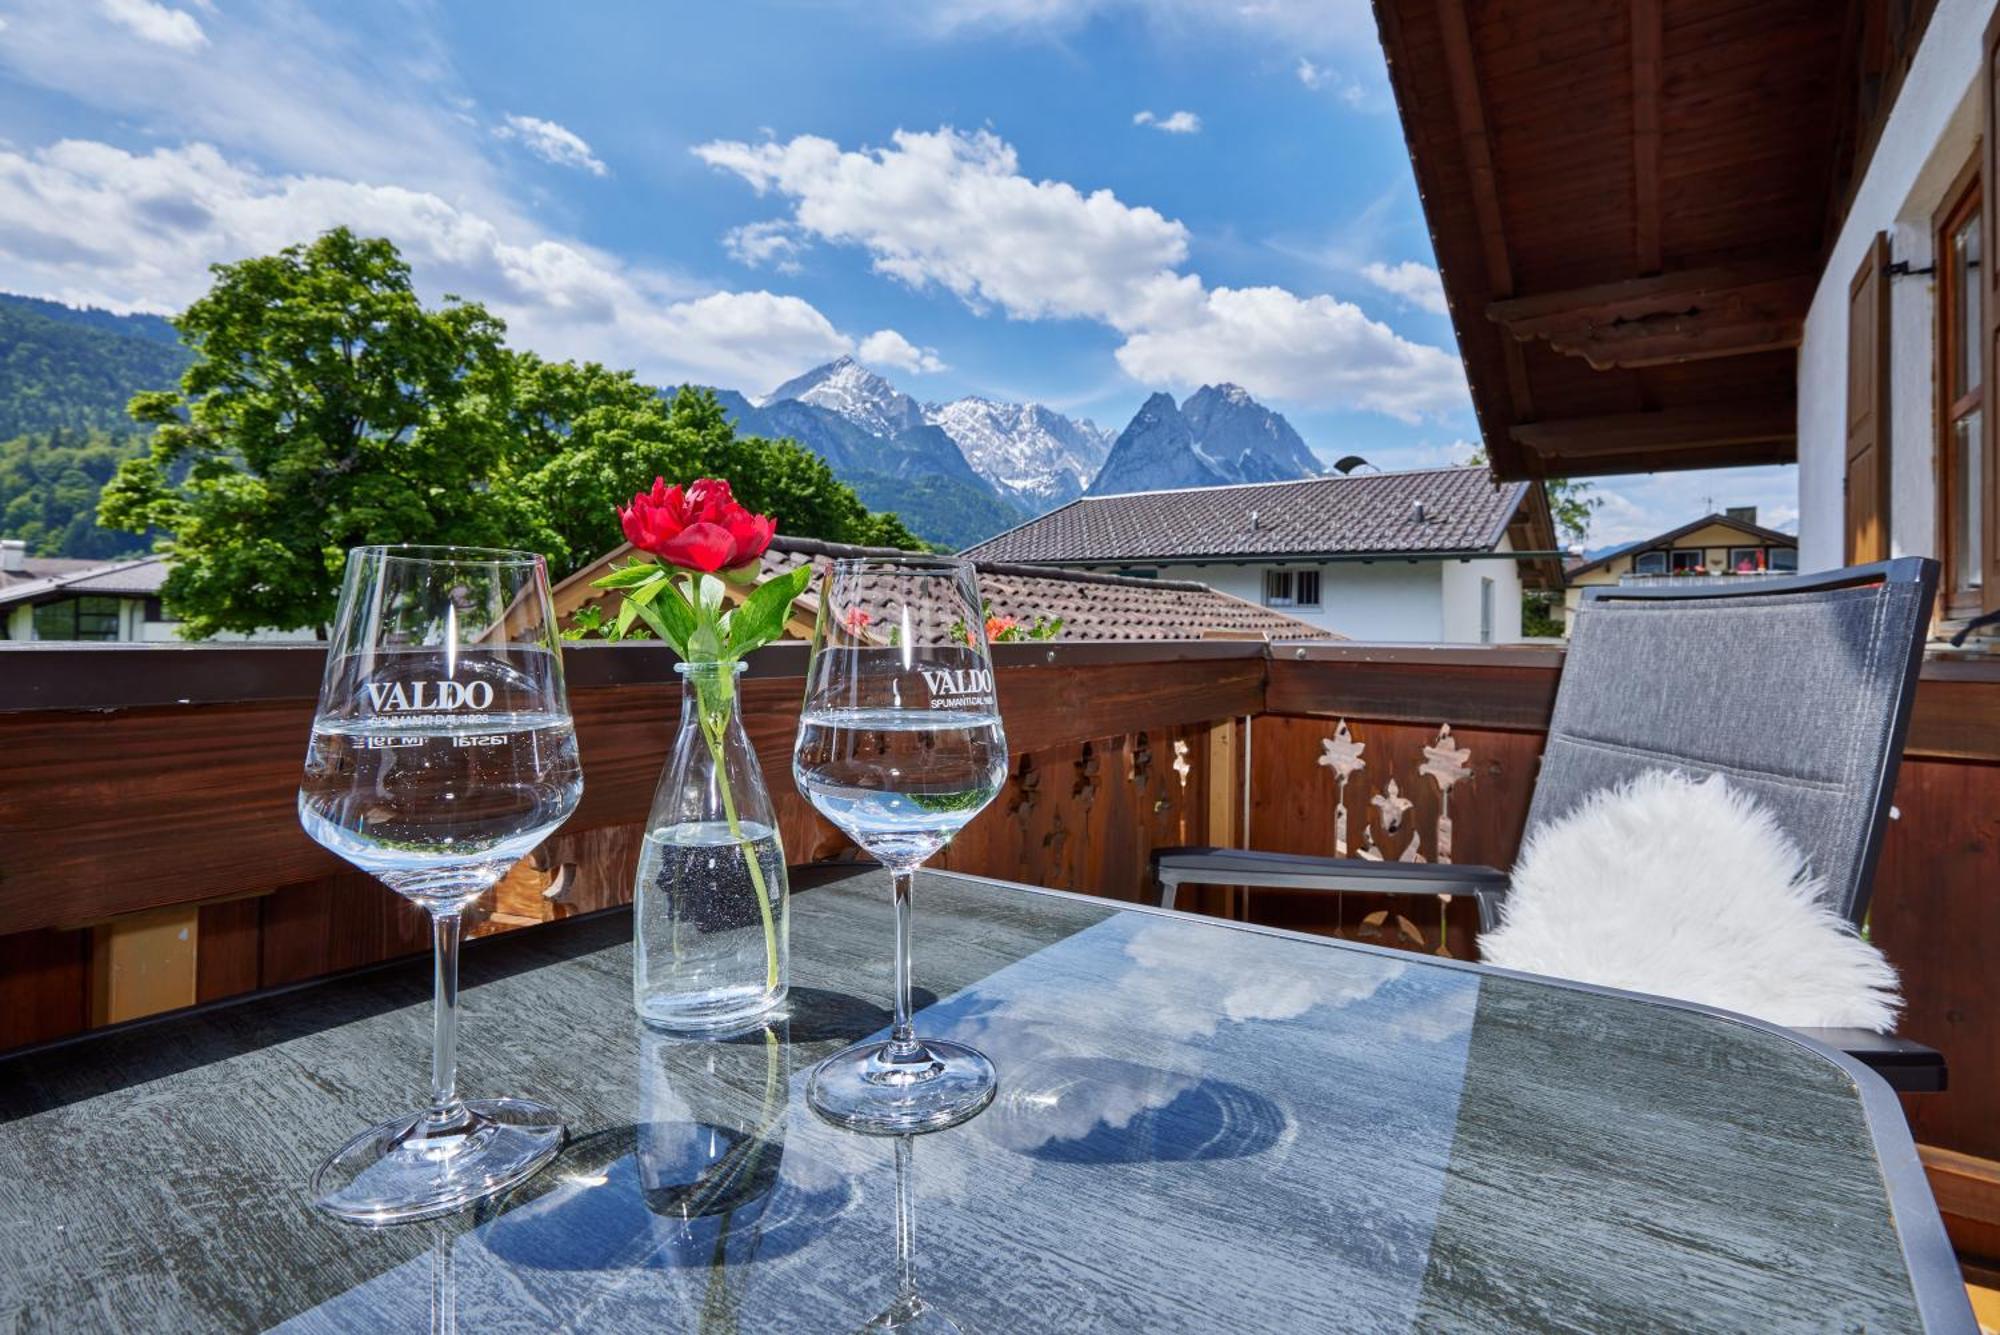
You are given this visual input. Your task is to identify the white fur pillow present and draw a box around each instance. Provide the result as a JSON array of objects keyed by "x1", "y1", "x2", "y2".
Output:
[{"x1": 1480, "y1": 770, "x2": 1901, "y2": 1032}]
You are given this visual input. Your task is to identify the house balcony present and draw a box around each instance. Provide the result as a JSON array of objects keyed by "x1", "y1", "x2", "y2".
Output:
[{"x1": 3, "y1": 634, "x2": 1997, "y2": 1271}]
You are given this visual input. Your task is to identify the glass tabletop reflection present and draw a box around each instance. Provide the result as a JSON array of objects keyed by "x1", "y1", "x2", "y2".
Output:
[{"x1": 0, "y1": 866, "x2": 1949, "y2": 1333}]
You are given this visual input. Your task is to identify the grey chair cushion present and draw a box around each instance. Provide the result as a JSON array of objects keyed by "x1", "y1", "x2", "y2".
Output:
[{"x1": 1529, "y1": 579, "x2": 1927, "y2": 925}]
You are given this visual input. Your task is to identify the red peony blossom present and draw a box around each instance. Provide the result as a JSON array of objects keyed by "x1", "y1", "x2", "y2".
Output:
[{"x1": 618, "y1": 476, "x2": 777, "y2": 573}]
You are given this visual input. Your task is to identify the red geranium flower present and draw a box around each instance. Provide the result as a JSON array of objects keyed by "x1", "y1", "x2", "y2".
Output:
[
  {"x1": 618, "y1": 476, "x2": 776, "y2": 573},
  {"x1": 841, "y1": 606, "x2": 872, "y2": 636},
  {"x1": 985, "y1": 615, "x2": 1017, "y2": 641}
]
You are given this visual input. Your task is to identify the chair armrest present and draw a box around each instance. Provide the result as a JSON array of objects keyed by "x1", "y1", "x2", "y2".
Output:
[
  {"x1": 1151, "y1": 846, "x2": 1509, "y2": 929},
  {"x1": 1792, "y1": 1028, "x2": 1947, "y2": 1093}
]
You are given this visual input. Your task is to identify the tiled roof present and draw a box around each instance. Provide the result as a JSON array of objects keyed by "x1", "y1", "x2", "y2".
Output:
[
  {"x1": 555, "y1": 535, "x2": 1337, "y2": 643},
  {"x1": 0, "y1": 555, "x2": 167, "y2": 607},
  {"x1": 0, "y1": 555, "x2": 102, "y2": 593},
  {"x1": 964, "y1": 467, "x2": 1530, "y2": 564}
]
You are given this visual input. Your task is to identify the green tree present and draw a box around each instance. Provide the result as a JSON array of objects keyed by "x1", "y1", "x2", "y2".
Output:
[
  {"x1": 97, "y1": 228, "x2": 926, "y2": 637},
  {"x1": 99, "y1": 228, "x2": 520, "y2": 637},
  {"x1": 501, "y1": 367, "x2": 922, "y2": 575}
]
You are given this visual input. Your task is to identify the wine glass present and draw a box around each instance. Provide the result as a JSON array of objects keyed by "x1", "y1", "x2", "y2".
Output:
[
  {"x1": 793, "y1": 557, "x2": 1009, "y2": 1134},
  {"x1": 298, "y1": 545, "x2": 583, "y2": 1223}
]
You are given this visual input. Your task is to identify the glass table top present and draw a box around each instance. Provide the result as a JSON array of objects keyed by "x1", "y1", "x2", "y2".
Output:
[{"x1": 0, "y1": 867, "x2": 1964, "y2": 1332}]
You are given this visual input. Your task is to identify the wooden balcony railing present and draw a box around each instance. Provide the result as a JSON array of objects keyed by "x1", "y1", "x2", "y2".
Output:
[{"x1": 3, "y1": 639, "x2": 1997, "y2": 1180}]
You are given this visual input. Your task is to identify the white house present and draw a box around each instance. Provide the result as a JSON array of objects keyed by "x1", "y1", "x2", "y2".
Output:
[
  {"x1": 1795, "y1": 0, "x2": 1999, "y2": 636},
  {"x1": 962, "y1": 467, "x2": 1559, "y2": 644},
  {"x1": 0, "y1": 543, "x2": 176, "y2": 641}
]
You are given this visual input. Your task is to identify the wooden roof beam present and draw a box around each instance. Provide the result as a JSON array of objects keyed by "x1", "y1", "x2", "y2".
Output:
[
  {"x1": 1487, "y1": 262, "x2": 1816, "y2": 370},
  {"x1": 1632, "y1": 0, "x2": 1662, "y2": 275},
  {"x1": 1510, "y1": 403, "x2": 1796, "y2": 459}
]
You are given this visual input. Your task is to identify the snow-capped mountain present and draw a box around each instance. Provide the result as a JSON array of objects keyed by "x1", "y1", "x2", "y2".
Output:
[
  {"x1": 924, "y1": 397, "x2": 1115, "y2": 510},
  {"x1": 1087, "y1": 384, "x2": 1320, "y2": 496},
  {"x1": 765, "y1": 356, "x2": 928, "y2": 440},
  {"x1": 1180, "y1": 383, "x2": 1320, "y2": 483}
]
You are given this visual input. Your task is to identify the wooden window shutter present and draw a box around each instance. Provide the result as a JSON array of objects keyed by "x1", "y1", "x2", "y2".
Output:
[
  {"x1": 1983, "y1": 8, "x2": 2000, "y2": 606},
  {"x1": 1845, "y1": 233, "x2": 1891, "y2": 565}
]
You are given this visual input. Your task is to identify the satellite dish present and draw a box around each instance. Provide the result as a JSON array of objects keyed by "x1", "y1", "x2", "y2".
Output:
[{"x1": 1331, "y1": 455, "x2": 1377, "y2": 475}]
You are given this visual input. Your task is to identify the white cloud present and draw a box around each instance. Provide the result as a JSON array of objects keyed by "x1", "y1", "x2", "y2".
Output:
[
  {"x1": 695, "y1": 128, "x2": 1189, "y2": 327},
  {"x1": 493, "y1": 113, "x2": 607, "y2": 177},
  {"x1": 722, "y1": 219, "x2": 807, "y2": 273},
  {"x1": 696, "y1": 125, "x2": 1468, "y2": 418},
  {"x1": 857, "y1": 328, "x2": 947, "y2": 374},
  {"x1": 0, "y1": 139, "x2": 859, "y2": 391},
  {"x1": 1114, "y1": 285, "x2": 1467, "y2": 420},
  {"x1": 0, "y1": 0, "x2": 508, "y2": 214},
  {"x1": 99, "y1": 0, "x2": 206, "y2": 52},
  {"x1": 913, "y1": 0, "x2": 1375, "y2": 49},
  {"x1": 1295, "y1": 57, "x2": 1327, "y2": 88},
  {"x1": 1361, "y1": 259, "x2": 1448, "y2": 316},
  {"x1": 1133, "y1": 109, "x2": 1202, "y2": 134}
]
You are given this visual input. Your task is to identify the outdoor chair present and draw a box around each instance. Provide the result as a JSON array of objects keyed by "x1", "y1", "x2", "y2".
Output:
[{"x1": 1153, "y1": 557, "x2": 1946, "y2": 1091}]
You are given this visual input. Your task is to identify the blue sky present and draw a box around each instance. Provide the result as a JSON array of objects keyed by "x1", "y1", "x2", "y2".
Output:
[{"x1": 0, "y1": 0, "x2": 1794, "y2": 543}]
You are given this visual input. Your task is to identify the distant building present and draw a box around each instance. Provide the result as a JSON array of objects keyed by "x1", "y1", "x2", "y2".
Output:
[
  {"x1": 0, "y1": 540, "x2": 319, "y2": 642},
  {"x1": 556, "y1": 533, "x2": 1337, "y2": 643},
  {"x1": 0, "y1": 542, "x2": 174, "y2": 641},
  {"x1": 1560, "y1": 509, "x2": 1800, "y2": 636},
  {"x1": 960, "y1": 467, "x2": 1560, "y2": 644}
]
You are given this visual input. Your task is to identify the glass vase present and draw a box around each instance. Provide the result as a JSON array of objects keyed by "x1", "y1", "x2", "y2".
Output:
[{"x1": 633, "y1": 659, "x2": 789, "y2": 1031}]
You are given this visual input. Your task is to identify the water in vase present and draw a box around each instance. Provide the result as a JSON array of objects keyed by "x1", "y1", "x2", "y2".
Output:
[{"x1": 633, "y1": 820, "x2": 790, "y2": 1030}]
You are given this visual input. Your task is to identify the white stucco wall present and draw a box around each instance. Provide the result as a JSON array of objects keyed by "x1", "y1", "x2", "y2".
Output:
[
  {"x1": 1439, "y1": 536, "x2": 1523, "y2": 643},
  {"x1": 1089, "y1": 558, "x2": 1536, "y2": 642},
  {"x1": 1798, "y1": 0, "x2": 1992, "y2": 571}
]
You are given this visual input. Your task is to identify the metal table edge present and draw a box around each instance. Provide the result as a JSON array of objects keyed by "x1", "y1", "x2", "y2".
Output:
[{"x1": 921, "y1": 868, "x2": 1976, "y2": 1334}]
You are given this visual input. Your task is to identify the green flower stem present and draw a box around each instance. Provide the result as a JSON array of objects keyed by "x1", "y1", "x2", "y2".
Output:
[{"x1": 693, "y1": 665, "x2": 780, "y2": 993}]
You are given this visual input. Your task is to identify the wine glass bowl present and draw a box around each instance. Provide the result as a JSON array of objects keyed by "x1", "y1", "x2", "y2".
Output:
[
  {"x1": 298, "y1": 545, "x2": 582, "y2": 1223},
  {"x1": 792, "y1": 558, "x2": 1008, "y2": 1135}
]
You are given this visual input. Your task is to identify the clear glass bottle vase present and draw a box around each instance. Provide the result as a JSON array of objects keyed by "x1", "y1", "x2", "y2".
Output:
[{"x1": 633, "y1": 660, "x2": 789, "y2": 1031}]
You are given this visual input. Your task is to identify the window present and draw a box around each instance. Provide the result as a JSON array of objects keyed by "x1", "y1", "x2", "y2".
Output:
[
  {"x1": 1727, "y1": 547, "x2": 1765, "y2": 573},
  {"x1": 1262, "y1": 568, "x2": 1321, "y2": 608},
  {"x1": 1939, "y1": 165, "x2": 1987, "y2": 616},
  {"x1": 1669, "y1": 550, "x2": 1706, "y2": 574},
  {"x1": 32, "y1": 596, "x2": 121, "y2": 641},
  {"x1": 1769, "y1": 547, "x2": 1799, "y2": 572},
  {"x1": 1633, "y1": 550, "x2": 1667, "y2": 575}
]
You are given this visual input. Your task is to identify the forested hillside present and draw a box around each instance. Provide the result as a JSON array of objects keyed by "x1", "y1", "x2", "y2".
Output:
[
  {"x1": 0, "y1": 294, "x2": 190, "y2": 438},
  {"x1": 0, "y1": 430, "x2": 155, "y2": 559},
  {"x1": 0, "y1": 295, "x2": 191, "y2": 556}
]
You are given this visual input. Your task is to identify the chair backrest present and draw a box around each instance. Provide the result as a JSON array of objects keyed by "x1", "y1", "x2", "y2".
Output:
[{"x1": 1526, "y1": 558, "x2": 1938, "y2": 926}]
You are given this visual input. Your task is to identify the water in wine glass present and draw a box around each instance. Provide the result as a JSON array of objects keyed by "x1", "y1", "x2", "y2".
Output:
[
  {"x1": 793, "y1": 707, "x2": 1007, "y2": 867},
  {"x1": 299, "y1": 704, "x2": 582, "y2": 911}
]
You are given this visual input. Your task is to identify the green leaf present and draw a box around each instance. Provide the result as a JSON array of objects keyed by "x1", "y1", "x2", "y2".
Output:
[
  {"x1": 698, "y1": 573, "x2": 725, "y2": 618},
  {"x1": 614, "y1": 597, "x2": 642, "y2": 638},
  {"x1": 720, "y1": 559, "x2": 762, "y2": 585},
  {"x1": 726, "y1": 563, "x2": 814, "y2": 657},
  {"x1": 625, "y1": 572, "x2": 672, "y2": 606},
  {"x1": 650, "y1": 580, "x2": 697, "y2": 657},
  {"x1": 625, "y1": 595, "x2": 676, "y2": 648},
  {"x1": 592, "y1": 561, "x2": 663, "y2": 589}
]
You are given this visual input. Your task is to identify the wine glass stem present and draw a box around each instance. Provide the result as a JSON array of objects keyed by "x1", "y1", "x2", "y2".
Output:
[
  {"x1": 428, "y1": 910, "x2": 468, "y2": 1131},
  {"x1": 892, "y1": 1133, "x2": 919, "y2": 1308},
  {"x1": 890, "y1": 869, "x2": 918, "y2": 1056}
]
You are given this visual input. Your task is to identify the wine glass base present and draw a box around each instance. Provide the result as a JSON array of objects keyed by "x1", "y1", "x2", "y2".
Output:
[
  {"x1": 863, "y1": 1297, "x2": 965, "y2": 1333},
  {"x1": 808, "y1": 1038, "x2": 996, "y2": 1135},
  {"x1": 311, "y1": 1096, "x2": 565, "y2": 1225}
]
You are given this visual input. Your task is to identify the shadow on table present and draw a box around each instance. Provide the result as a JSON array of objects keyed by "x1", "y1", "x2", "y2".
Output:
[
  {"x1": 0, "y1": 909, "x2": 637, "y2": 1116},
  {"x1": 979, "y1": 1056, "x2": 1288, "y2": 1165},
  {"x1": 777, "y1": 985, "x2": 939, "y2": 1047},
  {"x1": 477, "y1": 1123, "x2": 853, "y2": 1273}
]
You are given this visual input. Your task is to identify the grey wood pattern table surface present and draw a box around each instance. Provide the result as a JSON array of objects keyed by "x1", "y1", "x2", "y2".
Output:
[{"x1": 0, "y1": 866, "x2": 1971, "y2": 1333}]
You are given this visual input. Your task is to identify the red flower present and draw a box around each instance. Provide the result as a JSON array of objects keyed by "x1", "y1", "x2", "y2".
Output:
[
  {"x1": 841, "y1": 606, "x2": 872, "y2": 636},
  {"x1": 618, "y1": 477, "x2": 777, "y2": 573},
  {"x1": 985, "y1": 615, "x2": 1017, "y2": 642}
]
